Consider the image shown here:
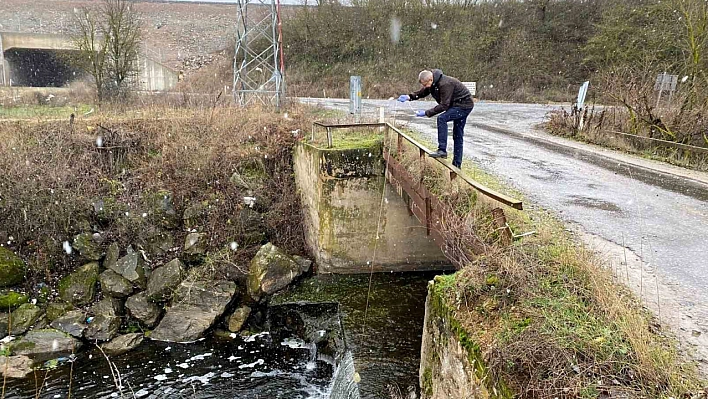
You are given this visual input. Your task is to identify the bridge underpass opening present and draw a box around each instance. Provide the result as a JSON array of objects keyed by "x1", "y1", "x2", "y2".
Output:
[{"x1": 3, "y1": 48, "x2": 85, "y2": 87}]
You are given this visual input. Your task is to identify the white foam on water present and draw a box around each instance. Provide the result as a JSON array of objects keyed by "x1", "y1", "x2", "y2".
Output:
[
  {"x1": 183, "y1": 372, "x2": 216, "y2": 385},
  {"x1": 188, "y1": 352, "x2": 213, "y2": 362},
  {"x1": 281, "y1": 337, "x2": 310, "y2": 349},
  {"x1": 243, "y1": 332, "x2": 269, "y2": 342},
  {"x1": 238, "y1": 359, "x2": 264, "y2": 369}
]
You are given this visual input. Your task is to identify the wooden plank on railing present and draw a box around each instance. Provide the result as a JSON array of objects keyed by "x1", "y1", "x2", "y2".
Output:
[{"x1": 385, "y1": 123, "x2": 522, "y2": 210}]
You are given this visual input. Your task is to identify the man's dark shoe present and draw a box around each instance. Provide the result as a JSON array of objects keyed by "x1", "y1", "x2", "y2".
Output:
[{"x1": 429, "y1": 150, "x2": 447, "y2": 159}]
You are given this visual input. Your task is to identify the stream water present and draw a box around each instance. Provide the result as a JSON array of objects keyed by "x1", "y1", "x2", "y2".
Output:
[
  {"x1": 272, "y1": 271, "x2": 439, "y2": 399},
  {"x1": 3, "y1": 271, "x2": 436, "y2": 399}
]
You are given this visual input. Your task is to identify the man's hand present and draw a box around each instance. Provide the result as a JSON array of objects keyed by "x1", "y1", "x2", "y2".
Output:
[
  {"x1": 415, "y1": 110, "x2": 426, "y2": 117},
  {"x1": 398, "y1": 95, "x2": 410, "y2": 102}
]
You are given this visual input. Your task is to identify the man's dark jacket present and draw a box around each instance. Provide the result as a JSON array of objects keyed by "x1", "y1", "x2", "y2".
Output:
[{"x1": 408, "y1": 69, "x2": 474, "y2": 117}]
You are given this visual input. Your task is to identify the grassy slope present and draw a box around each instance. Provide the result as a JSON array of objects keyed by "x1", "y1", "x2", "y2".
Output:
[{"x1": 400, "y1": 127, "x2": 702, "y2": 397}]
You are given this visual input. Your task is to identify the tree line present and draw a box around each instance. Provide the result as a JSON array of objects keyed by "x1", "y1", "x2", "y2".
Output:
[{"x1": 281, "y1": 0, "x2": 707, "y2": 106}]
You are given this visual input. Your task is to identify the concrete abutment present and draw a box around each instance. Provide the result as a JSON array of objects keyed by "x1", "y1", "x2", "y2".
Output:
[{"x1": 293, "y1": 139, "x2": 450, "y2": 274}]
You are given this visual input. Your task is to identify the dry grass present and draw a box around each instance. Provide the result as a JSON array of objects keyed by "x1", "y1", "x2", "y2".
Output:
[
  {"x1": 545, "y1": 107, "x2": 708, "y2": 172},
  {"x1": 0, "y1": 103, "x2": 311, "y2": 292},
  {"x1": 393, "y1": 128, "x2": 704, "y2": 397},
  {"x1": 544, "y1": 67, "x2": 708, "y2": 171}
]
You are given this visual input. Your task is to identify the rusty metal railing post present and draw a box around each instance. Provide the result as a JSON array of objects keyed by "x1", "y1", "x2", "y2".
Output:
[
  {"x1": 491, "y1": 207, "x2": 512, "y2": 246},
  {"x1": 425, "y1": 197, "x2": 432, "y2": 236},
  {"x1": 419, "y1": 148, "x2": 425, "y2": 186}
]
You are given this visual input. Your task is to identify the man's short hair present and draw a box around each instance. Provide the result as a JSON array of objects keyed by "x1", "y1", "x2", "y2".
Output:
[{"x1": 418, "y1": 70, "x2": 433, "y2": 83}]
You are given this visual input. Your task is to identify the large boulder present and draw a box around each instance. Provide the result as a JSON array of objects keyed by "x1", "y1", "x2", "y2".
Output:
[
  {"x1": 0, "y1": 314, "x2": 8, "y2": 339},
  {"x1": 143, "y1": 228, "x2": 174, "y2": 256},
  {"x1": 58, "y1": 262, "x2": 99, "y2": 306},
  {"x1": 0, "y1": 290, "x2": 29, "y2": 310},
  {"x1": 145, "y1": 190, "x2": 178, "y2": 229},
  {"x1": 10, "y1": 304, "x2": 43, "y2": 335},
  {"x1": 110, "y1": 246, "x2": 146, "y2": 288},
  {"x1": 183, "y1": 233, "x2": 207, "y2": 260},
  {"x1": 10, "y1": 329, "x2": 82, "y2": 362},
  {"x1": 126, "y1": 292, "x2": 160, "y2": 328},
  {"x1": 247, "y1": 243, "x2": 311, "y2": 301},
  {"x1": 84, "y1": 298, "x2": 122, "y2": 342},
  {"x1": 103, "y1": 242, "x2": 120, "y2": 271},
  {"x1": 50, "y1": 310, "x2": 88, "y2": 338},
  {"x1": 101, "y1": 333, "x2": 144, "y2": 356},
  {"x1": 92, "y1": 198, "x2": 127, "y2": 224},
  {"x1": 146, "y1": 259, "x2": 185, "y2": 302},
  {"x1": 72, "y1": 233, "x2": 104, "y2": 261},
  {"x1": 0, "y1": 247, "x2": 26, "y2": 287},
  {"x1": 150, "y1": 280, "x2": 237, "y2": 342},
  {"x1": 99, "y1": 269, "x2": 133, "y2": 298},
  {"x1": 236, "y1": 208, "x2": 267, "y2": 246},
  {"x1": 45, "y1": 302, "x2": 74, "y2": 322},
  {"x1": 227, "y1": 306, "x2": 251, "y2": 333},
  {"x1": 230, "y1": 158, "x2": 268, "y2": 191},
  {"x1": 0, "y1": 355, "x2": 33, "y2": 378}
]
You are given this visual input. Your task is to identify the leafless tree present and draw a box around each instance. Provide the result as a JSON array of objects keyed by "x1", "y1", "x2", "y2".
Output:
[
  {"x1": 73, "y1": 8, "x2": 109, "y2": 103},
  {"x1": 72, "y1": 0, "x2": 141, "y2": 103},
  {"x1": 102, "y1": 0, "x2": 142, "y2": 96}
]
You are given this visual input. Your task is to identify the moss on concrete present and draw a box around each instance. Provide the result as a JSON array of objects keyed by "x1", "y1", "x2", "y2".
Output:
[{"x1": 427, "y1": 274, "x2": 514, "y2": 398}]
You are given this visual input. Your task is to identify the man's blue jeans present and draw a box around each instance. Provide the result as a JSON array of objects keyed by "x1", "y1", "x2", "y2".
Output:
[{"x1": 436, "y1": 107, "x2": 473, "y2": 168}]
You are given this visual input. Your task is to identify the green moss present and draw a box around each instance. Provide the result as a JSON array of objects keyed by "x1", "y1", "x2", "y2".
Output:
[
  {"x1": 428, "y1": 275, "x2": 514, "y2": 399},
  {"x1": 0, "y1": 247, "x2": 27, "y2": 287},
  {"x1": 72, "y1": 232, "x2": 103, "y2": 261},
  {"x1": 309, "y1": 128, "x2": 383, "y2": 150},
  {"x1": 9, "y1": 340, "x2": 36, "y2": 354},
  {"x1": 422, "y1": 367, "x2": 434, "y2": 396},
  {"x1": 0, "y1": 290, "x2": 29, "y2": 310},
  {"x1": 46, "y1": 301, "x2": 74, "y2": 321},
  {"x1": 58, "y1": 262, "x2": 99, "y2": 306}
]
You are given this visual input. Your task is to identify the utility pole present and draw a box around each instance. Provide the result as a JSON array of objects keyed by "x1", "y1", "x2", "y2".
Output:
[
  {"x1": 232, "y1": 0, "x2": 285, "y2": 108},
  {"x1": 0, "y1": 33, "x2": 6, "y2": 86}
]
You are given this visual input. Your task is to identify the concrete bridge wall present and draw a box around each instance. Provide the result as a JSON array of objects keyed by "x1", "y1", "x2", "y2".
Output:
[{"x1": 293, "y1": 140, "x2": 450, "y2": 274}]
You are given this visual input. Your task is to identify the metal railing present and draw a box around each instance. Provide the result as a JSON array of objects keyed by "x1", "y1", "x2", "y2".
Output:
[
  {"x1": 310, "y1": 121, "x2": 523, "y2": 210},
  {"x1": 600, "y1": 129, "x2": 708, "y2": 155}
]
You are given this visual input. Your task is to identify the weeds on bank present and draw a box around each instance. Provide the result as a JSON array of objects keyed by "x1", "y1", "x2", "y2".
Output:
[
  {"x1": 544, "y1": 66, "x2": 708, "y2": 172},
  {"x1": 545, "y1": 107, "x2": 708, "y2": 172},
  {"x1": 393, "y1": 128, "x2": 703, "y2": 397}
]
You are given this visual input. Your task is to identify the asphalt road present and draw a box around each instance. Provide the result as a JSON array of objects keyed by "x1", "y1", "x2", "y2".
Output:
[{"x1": 300, "y1": 97, "x2": 708, "y2": 371}]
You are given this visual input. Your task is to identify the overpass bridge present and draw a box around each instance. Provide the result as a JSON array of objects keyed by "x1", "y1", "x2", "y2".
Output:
[{"x1": 0, "y1": 32, "x2": 177, "y2": 90}]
